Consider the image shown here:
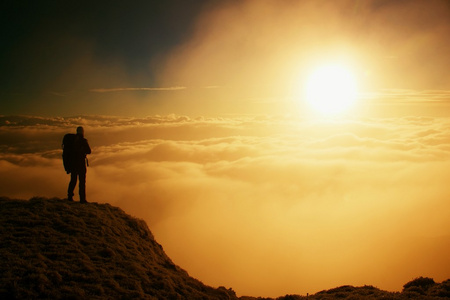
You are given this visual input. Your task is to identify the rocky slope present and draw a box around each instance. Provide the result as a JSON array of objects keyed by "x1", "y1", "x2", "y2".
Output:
[
  {"x1": 0, "y1": 197, "x2": 448, "y2": 299},
  {"x1": 0, "y1": 197, "x2": 237, "y2": 299}
]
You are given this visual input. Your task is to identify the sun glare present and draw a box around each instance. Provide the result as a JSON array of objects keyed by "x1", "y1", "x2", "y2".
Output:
[{"x1": 304, "y1": 64, "x2": 358, "y2": 115}]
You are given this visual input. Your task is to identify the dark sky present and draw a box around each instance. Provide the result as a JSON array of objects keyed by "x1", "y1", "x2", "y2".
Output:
[{"x1": 1, "y1": 0, "x2": 215, "y2": 95}]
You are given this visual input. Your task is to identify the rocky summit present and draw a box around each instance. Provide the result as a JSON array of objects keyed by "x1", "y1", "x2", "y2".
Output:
[{"x1": 0, "y1": 197, "x2": 448, "y2": 299}]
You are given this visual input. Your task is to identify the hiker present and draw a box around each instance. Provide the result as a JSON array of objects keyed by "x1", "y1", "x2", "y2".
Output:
[{"x1": 63, "y1": 126, "x2": 91, "y2": 203}]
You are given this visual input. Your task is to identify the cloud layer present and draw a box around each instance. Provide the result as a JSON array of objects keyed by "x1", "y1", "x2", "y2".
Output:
[{"x1": 1, "y1": 114, "x2": 449, "y2": 296}]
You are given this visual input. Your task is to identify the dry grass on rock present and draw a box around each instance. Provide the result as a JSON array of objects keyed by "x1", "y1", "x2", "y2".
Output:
[
  {"x1": 1, "y1": 197, "x2": 449, "y2": 299},
  {"x1": 0, "y1": 197, "x2": 236, "y2": 299}
]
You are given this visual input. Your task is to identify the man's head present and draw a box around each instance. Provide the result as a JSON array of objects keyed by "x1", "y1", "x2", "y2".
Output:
[{"x1": 76, "y1": 126, "x2": 84, "y2": 137}]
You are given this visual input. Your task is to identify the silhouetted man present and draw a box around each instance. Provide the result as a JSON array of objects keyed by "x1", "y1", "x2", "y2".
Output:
[{"x1": 67, "y1": 126, "x2": 91, "y2": 203}]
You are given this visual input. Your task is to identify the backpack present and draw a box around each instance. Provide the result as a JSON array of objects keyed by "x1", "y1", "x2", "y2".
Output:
[{"x1": 62, "y1": 133, "x2": 77, "y2": 174}]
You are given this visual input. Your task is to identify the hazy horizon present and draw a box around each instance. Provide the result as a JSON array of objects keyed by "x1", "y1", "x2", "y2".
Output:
[{"x1": 1, "y1": 113, "x2": 450, "y2": 297}]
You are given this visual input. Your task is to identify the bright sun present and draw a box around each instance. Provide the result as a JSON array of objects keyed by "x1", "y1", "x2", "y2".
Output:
[{"x1": 304, "y1": 64, "x2": 358, "y2": 115}]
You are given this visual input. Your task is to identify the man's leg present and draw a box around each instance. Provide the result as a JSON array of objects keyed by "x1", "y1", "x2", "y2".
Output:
[
  {"x1": 67, "y1": 172, "x2": 78, "y2": 201},
  {"x1": 79, "y1": 172, "x2": 87, "y2": 203}
]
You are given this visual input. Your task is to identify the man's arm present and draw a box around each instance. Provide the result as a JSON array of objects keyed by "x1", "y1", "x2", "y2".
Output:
[{"x1": 84, "y1": 139, "x2": 92, "y2": 155}]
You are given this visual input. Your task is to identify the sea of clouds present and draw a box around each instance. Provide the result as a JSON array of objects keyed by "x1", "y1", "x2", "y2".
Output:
[{"x1": 1, "y1": 114, "x2": 449, "y2": 296}]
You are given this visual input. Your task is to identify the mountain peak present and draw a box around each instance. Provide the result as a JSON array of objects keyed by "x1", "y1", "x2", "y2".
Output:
[
  {"x1": 0, "y1": 197, "x2": 237, "y2": 299},
  {"x1": 1, "y1": 197, "x2": 449, "y2": 299}
]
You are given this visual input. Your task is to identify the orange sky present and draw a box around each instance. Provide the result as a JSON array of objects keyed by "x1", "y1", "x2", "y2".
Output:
[
  {"x1": 151, "y1": 0, "x2": 450, "y2": 117},
  {"x1": 2, "y1": 0, "x2": 449, "y2": 117},
  {"x1": 1, "y1": 0, "x2": 450, "y2": 297}
]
